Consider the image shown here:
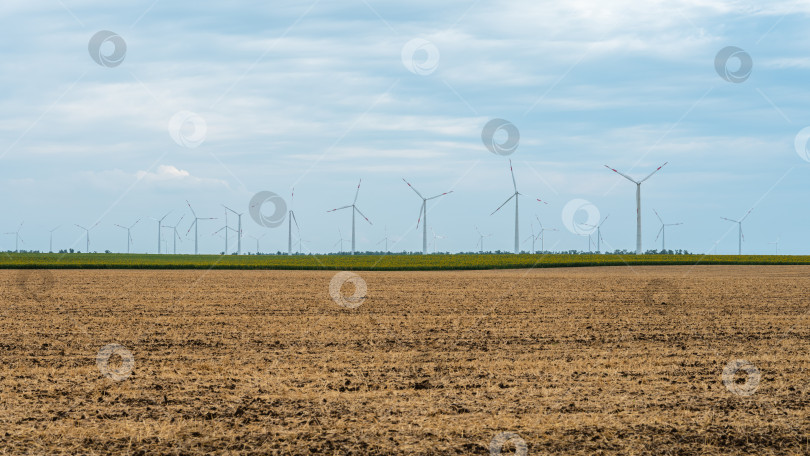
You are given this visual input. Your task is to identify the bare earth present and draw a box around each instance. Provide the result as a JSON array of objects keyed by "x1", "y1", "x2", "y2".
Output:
[{"x1": 1, "y1": 266, "x2": 809, "y2": 455}]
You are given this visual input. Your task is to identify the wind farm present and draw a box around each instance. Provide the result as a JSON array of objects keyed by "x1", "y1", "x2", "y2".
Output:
[{"x1": 5, "y1": 2, "x2": 810, "y2": 455}]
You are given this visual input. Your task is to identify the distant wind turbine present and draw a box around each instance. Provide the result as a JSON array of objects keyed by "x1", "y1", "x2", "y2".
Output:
[
  {"x1": 223, "y1": 205, "x2": 243, "y2": 255},
  {"x1": 151, "y1": 211, "x2": 171, "y2": 254},
  {"x1": 48, "y1": 225, "x2": 61, "y2": 253},
  {"x1": 474, "y1": 226, "x2": 492, "y2": 253},
  {"x1": 769, "y1": 237, "x2": 780, "y2": 255},
  {"x1": 491, "y1": 159, "x2": 548, "y2": 254},
  {"x1": 247, "y1": 233, "x2": 267, "y2": 254},
  {"x1": 327, "y1": 179, "x2": 372, "y2": 255},
  {"x1": 583, "y1": 214, "x2": 610, "y2": 253},
  {"x1": 164, "y1": 215, "x2": 184, "y2": 255},
  {"x1": 536, "y1": 216, "x2": 558, "y2": 253},
  {"x1": 402, "y1": 178, "x2": 452, "y2": 255},
  {"x1": 4, "y1": 222, "x2": 24, "y2": 253},
  {"x1": 74, "y1": 222, "x2": 99, "y2": 253},
  {"x1": 114, "y1": 219, "x2": 141, "y2": 254},
  {"x1": 653, "y1": 209, "x2": 682, "y2": 252},
  {"x1": 721, "y1": 209, "x2": 752, "y2": 255},
  {"x1": 604, "y1": 162, "x2": 667, "y2": 254},
  {"x1": 186, "y1": 201, "x2": 216, "y2": 255}
]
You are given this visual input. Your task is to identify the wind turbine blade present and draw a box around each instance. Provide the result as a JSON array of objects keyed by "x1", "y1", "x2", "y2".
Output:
[
  {"x1": 402, "y1": 178, "x2": 425, "y2": 199},
  {"x1": 426, "y1": 190, "x2": 453, "y2": 201},
  {"x1": 186, "y1": 200, "x2": 197, "y2": 218},
  {"x1": 291, "y1": 211, "x2": 300, "y2": 231},
  {"x1": 490, "y1": 194, "x2": 515, "y2": 216},
  {"x1": 535, "y1": 215, "x2": 543, "y2": 229},
  {"x1": 536, "y1": 198, "x2": 548, "y2": 205},
  {"x1": 655, "y1": 226, "x2": 664, "y2": 242},
  {"x1": 90, "y1": 222, "x2": 100, "y2": 230},
  {"x1": 115, "y1": 224, "x2": 126, "y2": 229},
  {"x1": 212, "y1": 227, "x2": 225, "y2": 235},
  {"x1": 509, "y1": 159, "x2": 517, "y2": 192},
  {"x1": 653, "y1": 209, "x2": 664, "y2": 224},
  {"x1": 475, "y1": 225, "x2": 482, "y2": 236},
  {"x1": 640, "y1": 162, "x2": 668, "y2": 183},
  {"x1": 672, "y1": 222, "x2": 683, "y2": 226},
  {"x1": 160, "y1": 211, "x2": 171, "y2": 221},
  {"x1": 416, "y1": 201, "x2": 424, "y2": 229},
  {"x1": 353, "y1": 179, "x2": 362, "y2": 204},
  {"x1": 740, "y1": 208, "x2": 753, "y2": 222},
  {"x1": 327, "y1": 205, "x2": 352, "y2": 212},
  {"x1": 720, "y1": 217, "x2": 737, "y2": 223},
  {"x1": 604, "y1": 165, "x2": 638, "y2": 183},
  {"x1": 185, "y1": 220, "x2": 197, "y2": 235},
  {"x1": 600, "y1": 214, "x2": 610, "y2": 226},
  {"x1": 131, "y1": 219, "x2": 141, "y2": 229},
  {"x1": 75, "y1": 224, "x2": 86, "y2": 230},
  {"x1": 354, "y1": 206, "x2": 372, "y2": 225}
]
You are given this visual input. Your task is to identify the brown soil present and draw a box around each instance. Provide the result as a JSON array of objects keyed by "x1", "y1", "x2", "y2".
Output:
[{"x1": 1, "y1": 266, "x2": 808, "y2": 455}]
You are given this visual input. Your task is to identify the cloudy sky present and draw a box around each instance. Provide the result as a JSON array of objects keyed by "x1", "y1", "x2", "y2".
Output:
[{"x1": 1, "y1": 0, "x2": 809, "y2": 255}]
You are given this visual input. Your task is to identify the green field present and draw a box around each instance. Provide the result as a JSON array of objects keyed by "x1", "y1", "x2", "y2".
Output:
[{"x1": 1, "y1": 252, "x2": 809, "y2": 270}]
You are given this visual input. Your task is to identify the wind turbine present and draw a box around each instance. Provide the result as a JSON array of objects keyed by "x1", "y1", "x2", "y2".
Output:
[
  {"x1": 769, "y1": 237, "x2": 780, "y2": 255},
  {"x1": 287, "y1": 189, "x2": 300, "y2": 255},
  {"x1": 74, "y1": 222, "x2": 99, "y2": 253},
  {"x1": 186, "y1": 200, "x2": 216, "y2": 255},
  {"x1": 48, "y1": 225, "x2": 61, "y2": 253},
  {"x1": 604, "y1": 162, "x2": 667, "y2": 254},
  {"x1": 151, "y1": 211, "x2": 171, "y2": 254},
  {"x1": 223, "y1": 205, "x2": 243, "y2": 255},
  {"x1": 721, "y1": 209, "x2": 752, "y2": 255},
  {"x1": 334, "y1": 229, "x2": 348, "y2": 253},
  {"x1": 114, "y1": 219, "x2": 141, "y2": 254},
  {"x1": 5, "y1": 222, "x2": 23, "y2": 253},
  {"x1": 247, "y1": 233, "x2": 267, "y2": 254},
  {"x1": 402, "y1": 178, "x2": 453, "y2": 255},
  {"x1": 213, "y1": 209, "x2": 238, "y2": 254},
  {"x1": 491, "y1": 159, "x2": 548, "y2": 254},
  {"x1": 583, "y1": 215, "x2": 609, "y2": 253},
  {"x1": 523, "y1": 223, "x2": 538, "y2": 253},
  {"x1": 536, "y1": 216, "x2": 558, "y2": 253},
  {"x1": 377, "y1": 226, "x2": 392, "y2": 252},
  {"x1": 474, "y1": 226, "x2": 493, "y2": 253},
  {"x1": 430, "y1": 228, "x2": 445, "y2": 253},
  {"x1": 164, "y1": 215, "x2": 184, "y2": 255},
  {"x1": 327, "y1": 179, "x2": 372, "y2": 255},
  {"x1": 653, "y1": 209, "x2": 682, "y2": 252}
]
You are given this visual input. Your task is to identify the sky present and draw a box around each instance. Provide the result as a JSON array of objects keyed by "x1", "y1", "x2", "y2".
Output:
[{"x1": 1, "y1": 0, "x2": 809, "y2": 255}]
